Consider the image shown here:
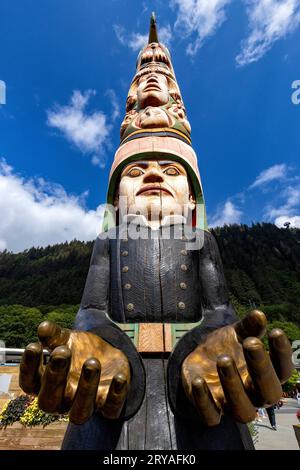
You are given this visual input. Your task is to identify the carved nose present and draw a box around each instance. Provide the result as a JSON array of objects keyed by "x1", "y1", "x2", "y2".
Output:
[
  {"x1": 147, "y1": 75, "x2": 158, "y2": 84},
  {"x1": 143, "y1": 170, "x2": 164, "y2": 183}
]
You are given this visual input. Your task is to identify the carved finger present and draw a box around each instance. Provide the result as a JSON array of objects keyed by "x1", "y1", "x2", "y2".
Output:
[
  {"x1": 268, "y1": 329, "x2": 294, "y2": 383},
  {"x1": 38, "y1": 321, "x2": 70, "y2": 350},
  {"x1": 243, "y1": 337, "x2": 282, "y2": 406},
  {"x1": 69, "y1": 358, "x2": 101, "y2": 425},
  {"x1": 191, "y1": 377, "x2": 221, "y2": 427},
  {"x1": 234, "y1": 310, "x2": 267, "y2": 341},
  {"x1": 19, "y1": 342, "x2": 44, "y2": 395},
  {"x1": 38, "y1": 345, "x2": 71, "y2": 414},
  {"x1": 217, "y1": 355, "x2": 256, "y2": 423},
  {"x1": 100, "y1": 373, "x2": 128, "y2": 420}
]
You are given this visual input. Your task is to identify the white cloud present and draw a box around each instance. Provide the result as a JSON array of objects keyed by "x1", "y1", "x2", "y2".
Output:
[
  {"x1": 171, "y1": 0, "x2": 231, "y2": 56},
  {"x1": 113, "y1": 25, "x2": 127, "y2": 46},
  {"x1": 0, "y1": 159, "x2": 105, "y2": 253},
  {"x1": 115, "y1": 2, "x2": 300, "y2": 62},
  {"x1": 209, "y1": 200, "x2": 243, "y2": 227},
  {"x1": 47, "y1": 90, "x2": 111, "y2": 167},
  {"x1": 274, "y1": 215, "x2": 300, "y2": 227},
  {"x1": 249, "y1": 164, "x2": 300, "y2": 226},
  {"x1": 114, "y1": 25, "x2": 147, "y2": 51},
  {"x1": 209, "y1": 164, "x2": 299, "y2": 227},
  {"x1": 114, "y1": 24, "x2": 172, "y2": 51},
  {"x1": 157, "y1": 25, "x2": 173, "y2": 47},
  {"x1": 249, "y1": 163, "x2": 288, "y2": 188},
  {"x1": 129, "y1": 32, "x2": 149, "y2": 51},
  {"x1": 106, "y1": 89, "x2": 120, "y2": 122},
  {"x1": 264, "y1": 184, "x2": 300, "y2": 218},
  {"x1": 236, "y1": 0, "x2": 300, "y2": 66}
]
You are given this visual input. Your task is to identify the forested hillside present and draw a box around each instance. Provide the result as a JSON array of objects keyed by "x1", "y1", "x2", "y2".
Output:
[
  {"x1": 0, "y1": 240, "x2": 92, "y2": 306},
  {"x1": 0, "y1": 223, "x2": 300, "y2": 347},
  {"x1": 212, "y1": 223, "x2": 300, "y2": 324}
]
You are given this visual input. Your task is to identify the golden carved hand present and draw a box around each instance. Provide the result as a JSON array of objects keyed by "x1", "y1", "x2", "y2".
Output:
[
  {"x1": 181, "y1": 310, "x2": 293, "y2": 426},
  {"x1": 19, "y1": 321, "x2": 130, "y2": 424}
]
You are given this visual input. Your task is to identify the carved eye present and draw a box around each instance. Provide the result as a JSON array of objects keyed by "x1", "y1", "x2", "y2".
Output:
[
  {"x1": 127, "y1": 168, "x2": 144, "y2": 177},
  {"x1": 164, "y1": 167, "x2": 180, "y2": 176}
]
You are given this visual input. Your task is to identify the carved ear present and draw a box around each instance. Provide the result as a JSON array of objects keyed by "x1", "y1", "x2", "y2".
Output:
[
  {"x1": 113, "y1": 192, "x2": 119, "y2": 209},
  {"x1": 188, "y1": 193, "x2": 196, "y2": 211}
]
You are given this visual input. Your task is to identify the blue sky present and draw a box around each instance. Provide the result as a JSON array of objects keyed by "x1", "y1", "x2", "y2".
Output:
[{"x1": 0, "y1": 0, "x2": 300, "y2": 252}]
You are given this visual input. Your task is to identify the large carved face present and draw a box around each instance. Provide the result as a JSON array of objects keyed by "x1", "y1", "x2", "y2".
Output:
[
  {"x1": 116, "y1": 160, "x2": 195, "y2": 222},
  {"x1": 137, "y1": 73, "x2": 169, "y2": 109}
]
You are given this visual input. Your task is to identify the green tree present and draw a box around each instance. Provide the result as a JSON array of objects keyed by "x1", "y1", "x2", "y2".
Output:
[
  {"x1": 282, "y1": 369, "x2": 300, "y2": 393},
  {"x1": 0, "y1": 305, "x2": 43, "y2": 348},
  {"x1": 45, "y1": 305, "x2": 78, "y2": 329},
  {"x1": 261, "y1": 320, "x2": 300, "y2": 351}
]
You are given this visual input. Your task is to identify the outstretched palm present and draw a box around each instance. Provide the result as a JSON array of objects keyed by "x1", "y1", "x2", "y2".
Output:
[
  {"x1": 182, "y1": 310, "x2": 293, "y2": 426},
  {"x1": 19, "y1": 321, "x2": 130, "y2": 424}
]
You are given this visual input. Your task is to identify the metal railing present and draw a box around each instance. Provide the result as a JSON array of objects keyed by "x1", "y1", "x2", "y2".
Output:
[{"x1": 0, "y1": 347, "x2": 49, "y2": 365}]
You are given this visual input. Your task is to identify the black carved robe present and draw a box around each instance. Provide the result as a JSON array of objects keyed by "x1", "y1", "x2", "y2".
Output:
[{"x1": 62, "y1": 217, "x2": 254, "y2": 450}]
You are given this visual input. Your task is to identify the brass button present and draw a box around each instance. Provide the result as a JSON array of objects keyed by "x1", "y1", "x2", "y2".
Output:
[
  {"x1": 180, "y1": 282, "x2": 187, "y2": 290},
  {"x1": 181, "y1": 264, "x2": 187, "y2": 272},
  {"x1": 124, "y1": 283, "x2": 131, "y2": 290},
  {"x1": 181, "y1": 249, "x2": 187, "y2": 256},
  {"x1": 178, "y1": 302, "x2": 186, "y2": 310},
  {"x1": 126, "y1": 303, "x2": 134, "y2": 311},
  {"x1": 122, "y1": 266, "x2": 129, "y2": 273},
  {"x1": 122, "y1": 250, "x2": 129, "y2": 257}
]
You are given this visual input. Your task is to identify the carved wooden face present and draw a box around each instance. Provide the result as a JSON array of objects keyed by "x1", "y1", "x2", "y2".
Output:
[
  {"x1": 116, "y1": 160, "x2": 195, "y2": 222},
  {"x1": 120, "y1": 72, "x2": 192, "y2": 140},
  {"x1": 137, "y1": 73, "x2": 169, "y2": 109},
  {"x1": 138, "y1": 106, "x2": 170, "y2": 128}
]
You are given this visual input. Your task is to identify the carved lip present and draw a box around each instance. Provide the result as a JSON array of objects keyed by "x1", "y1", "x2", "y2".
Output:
[
  {"x1": 136, "y1": 185, "x2": 173, "y2": 197},
  {"x1": 143, "y1": 84, "x2": 162, "y2": 92}
]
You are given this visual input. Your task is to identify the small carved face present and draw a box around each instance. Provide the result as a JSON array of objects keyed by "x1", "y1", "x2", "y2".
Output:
[
  {"x1": 137, "y1": 73, "x2": 169, "y2": 109},
  {"x1": 138, "y1": 106, "x2": 170, "y2": 128},
  {"x1": 168, "y1": 102, "x2": 191, "y2": 133},
  {"x1": 120, "y1": 109, "x2": 138, "y2": 137},
  {"x1": 116, "y1": 160, "x2": 195, "y2": 222},
  {"x1": 169, "y1": 101, "x2": 186, "y2": 120}
]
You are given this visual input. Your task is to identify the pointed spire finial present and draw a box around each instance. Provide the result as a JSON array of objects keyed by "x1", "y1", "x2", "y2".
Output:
[{"x1": 148, "y1": 12, "x2": 159, "y2": 43}]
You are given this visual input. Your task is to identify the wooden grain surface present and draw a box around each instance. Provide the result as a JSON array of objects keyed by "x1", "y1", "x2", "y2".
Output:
[
  {"x1": 164, "y1": 324, "x2": 172, "y2": 352},
  {"x1": 138, "y1": 323, "x2": 164, "y2": 352},
  {"x1": 137, "y1": 323, "x2": 173, "y2": 352},
  {"x1": 0, "y1": 422, "x2": 68, "y2": 450}
]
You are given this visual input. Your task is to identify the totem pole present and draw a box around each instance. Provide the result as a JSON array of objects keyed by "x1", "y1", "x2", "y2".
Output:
[{"x1": 19, "y1": 14, "x2": 293, "y2": 450}]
